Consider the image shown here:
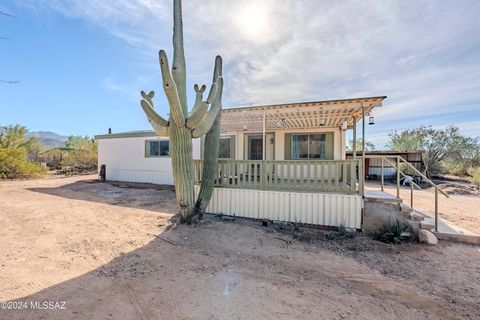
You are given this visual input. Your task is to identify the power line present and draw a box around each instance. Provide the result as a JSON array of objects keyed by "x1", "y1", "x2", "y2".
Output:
[
  {"x1": 1, "y1": 10, "x2": 17, "y2": 84},
  {"x1": 0, "y1": 80, "x2": 19, "y2": 84},
  {"x1": 0, "y1": 11, "x2": 13, "y2": 18}
]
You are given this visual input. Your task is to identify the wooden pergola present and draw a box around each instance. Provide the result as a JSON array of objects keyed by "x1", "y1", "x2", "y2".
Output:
[{"x1": 220, "y1": 96, "x2": 387, "y2": 160}]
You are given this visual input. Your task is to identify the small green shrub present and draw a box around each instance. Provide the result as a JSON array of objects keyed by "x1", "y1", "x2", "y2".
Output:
[
  {"x1": 0, "y1": 147, "x2": 46, "y2": 179},
  {"x1": 442, "y1": 161, "x2": 470, "y2": 176},
  {"x1": 468, "y1": 167, "x2": 480, "y2": 188},
  {"x1": 373, "y1": 219, "x2": 413, "y2": 244},
  {"x1": 325, "y1": 224, "x2": 355, "y2": 240}
]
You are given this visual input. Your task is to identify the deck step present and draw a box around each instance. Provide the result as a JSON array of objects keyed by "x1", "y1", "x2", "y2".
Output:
[
  {"x1": 400, "y1": 204, "x2": 413, "y2": 214},
  {"x1": 420, "y1": 222, "x2": 434, "y2": 230},
  {"x1": 410, "y1": 211, "x2": 425, "y2": 222}
]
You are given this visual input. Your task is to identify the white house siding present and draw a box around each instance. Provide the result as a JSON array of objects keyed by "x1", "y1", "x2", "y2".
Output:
[
  {"x1": 195, "y1": 186, "x2": 362, "y2": 229},
  {"x1": 98, "y1": 135, "x2": 201, "y2": 185},
  {"x1": 232, "y1": 127, "x2": 345, "y2": 161}
]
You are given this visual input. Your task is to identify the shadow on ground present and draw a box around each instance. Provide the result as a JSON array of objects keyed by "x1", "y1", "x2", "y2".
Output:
[
  {"x1": 1, "y1": 177, "x2": 476, "y2": 320},
  {"x1": 28, "y1": 179, "x2": 179, "y2": 214}
]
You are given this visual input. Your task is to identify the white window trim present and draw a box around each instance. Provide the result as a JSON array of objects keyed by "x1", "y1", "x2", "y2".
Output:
[
  {"x1": 145, "y1": 139, "x2": 170, "y2": 158},
  {"x1": 219, "y1": 136, "x2": 235, "y2": 160},
  {"x1": 291, "y1": 133, "x2": 326, "y2": 160}
]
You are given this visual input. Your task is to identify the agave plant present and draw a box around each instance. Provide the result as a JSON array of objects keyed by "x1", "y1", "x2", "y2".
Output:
[{"x1": 373, "y1": 219, "x2": 413, "y2": 244}]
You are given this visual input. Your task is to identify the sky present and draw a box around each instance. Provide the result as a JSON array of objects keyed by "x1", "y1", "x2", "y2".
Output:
[{"x1": 1, "y1": 0, "x2": 479, "y2": 147}]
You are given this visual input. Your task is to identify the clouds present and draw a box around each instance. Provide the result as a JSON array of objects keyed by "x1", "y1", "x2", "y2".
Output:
[{"x1": 19, "y1": 0, "x2": 480, "y2": 142}]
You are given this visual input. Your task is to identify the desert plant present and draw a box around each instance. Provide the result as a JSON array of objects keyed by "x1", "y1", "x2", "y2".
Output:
[
  {"x1": 325, "y1": 224, "x2": 355, "y2": 240},
  {"x1": 0, "y1": 124, "x2": 41, "y2": 153},
  {"x1": 388, "y1": 126, "x2": 480, "y2": 176},
  {"x1": 0, "y1": 147, "x2": 46, "y2": 179},
  {"x1": 60, "y1": 136, "x2": 98, "y2": 174},
  {"x1": 139, "y1": 0, "x2": 223, "y2": 222},
  {"x1": 373, "y1": 219, "x2": 413, "y2": 244},
  {"x1": 468, "y1": 167, "x2": 480, "y2": 188}
]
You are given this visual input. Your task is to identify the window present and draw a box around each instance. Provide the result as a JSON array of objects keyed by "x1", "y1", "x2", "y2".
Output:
[
  {"x1": 146, "y1": 140, "x2": 169, "y2": 157},
  {"x1": 291, "y1": 134, "x2": 326, "y2": 159},
  {"x1": 219, "y1": 137, "x2": 234, "y2": 159}
]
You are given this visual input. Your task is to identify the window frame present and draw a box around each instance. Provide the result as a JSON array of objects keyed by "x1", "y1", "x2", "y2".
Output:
[
  {"x1": 145, "y1": 139, "x2": 170, "y2": 158},
  {"x1": 218, "y1": 135, "x2": 235, "y2": 160},
  {"x1": 291, "y1": 133, "x2": 326, "y2": 160}
]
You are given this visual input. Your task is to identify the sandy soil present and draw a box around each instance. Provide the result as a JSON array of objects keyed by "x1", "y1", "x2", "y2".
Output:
[
  {"x1": 368, "y1": 181, "x2": 480, "y2": 234},
  {"x1": 0, "y1": 175, "x2": 479, "y2": 320}
]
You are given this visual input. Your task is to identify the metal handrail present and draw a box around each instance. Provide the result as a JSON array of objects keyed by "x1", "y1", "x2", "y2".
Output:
[
  {"x1": 383, "y1": 157, "x2": 421, "y2": 190},
  {"x1": 363, "y1": 155, "x2": 449, "y2": 198},
  {"x1": 362, "y1": 155, "x2": 449, "y2": 232}
]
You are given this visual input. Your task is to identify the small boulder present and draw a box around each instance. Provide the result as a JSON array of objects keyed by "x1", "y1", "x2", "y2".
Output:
[{"x1": 419, "y1": 230, "x2": 438, "y2": 245}]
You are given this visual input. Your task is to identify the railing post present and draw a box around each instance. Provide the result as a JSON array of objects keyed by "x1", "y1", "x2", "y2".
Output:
[
  {"x1": 381, "y1": 157, "x2": 384, "y2": 192},
  {"x1": 260, "y1": 161, "x2": 265, "y2": 190},
  {"x1": 359, "y1": 159, "x2": 364, "y2": 196},
  {"x1": 396, "y1": 157, "x2": 400, "y2": 198},
  {"x1": 410, "y1": 182, "x2": 414, "y2": 208},
  {"x1": 435, "y1": 188, "x2": 439, "y2": 232}
]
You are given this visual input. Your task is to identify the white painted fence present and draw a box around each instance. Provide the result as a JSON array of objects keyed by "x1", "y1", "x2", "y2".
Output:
[{"x1": 195, "y1": 186, "x2": 362, "y2": 229}]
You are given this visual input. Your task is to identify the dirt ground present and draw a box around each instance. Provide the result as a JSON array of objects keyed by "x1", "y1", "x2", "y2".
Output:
[
  {"x1": 1, "y1": 175, "x2": 479, "y2": 320},
  {"x1": 368, "y1": 180, "x2": 480, "y2": 234}
]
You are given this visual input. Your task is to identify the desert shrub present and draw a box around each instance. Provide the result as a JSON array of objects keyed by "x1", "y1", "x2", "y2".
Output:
[
  {"x1": 60, "y1": 136, "x2": 97, "y2": 174},
  {"x1": 38, "y1": 148, "x2": 65, "y2": 169},
  {"x1": 325, "y1": 224, "x2": 355, "y2": 240},
  {"x1": 442, "y1": 161, "x2": 469, "y2": 176},
  {"x1": 373, "y1": 219, "x2": 413, "y2": 244},
  {"x1": 468, "y1": 167, "x2": 480, "y2": 188},
  {"x1": 388, "y1": 126, "x2": 480, "y2": 176},
  {"x1": 0, "y1": 147, "x2": 46, "y2": 179},
  {"x1": 398, "y1": 162, "x2": 420, "y2": 177}
]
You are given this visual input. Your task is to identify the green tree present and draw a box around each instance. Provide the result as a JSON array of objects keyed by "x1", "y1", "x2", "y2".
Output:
[
  {"x1": 0, "y1": 125, "x2": 46, "y2": 179},
  {"x1": 0, "y1": 124, "x2": 41, "y2": 153},
  {"x1": 61, "y1": 136, "x2": 98, "y2": 174},
  {"x1": 387, "y1": 126, "x2": 480, "y2": 175},
  {"x1": 347, "y1": 139, "x2": 375, "y2": 152}
]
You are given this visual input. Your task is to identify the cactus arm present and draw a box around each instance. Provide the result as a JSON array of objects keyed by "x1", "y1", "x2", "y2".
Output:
[
  {"x1": 159, "y1": 50, "x2": 185, "y2": 127},
  {"x1": 172, "y1": 0, "x2": 187, "y2": 114},
  {"x1": 151, "y1": 121, "x2": 169, "y2": 136},
  {"x1": 186, "y1": 83, "x2": 218, "y2": 129},
  {"x1": 195, "y1": 55, "x2": 224, "y2": 215},
  {"x1": 140, "y1": 98, "x2": 168, "y2": 127},
  {"x1": 189, "y1": 84, "x2": 206, "y2": 116},
  {"x1": 191, "y1": 77, "x2": 223, "y2": 138}
]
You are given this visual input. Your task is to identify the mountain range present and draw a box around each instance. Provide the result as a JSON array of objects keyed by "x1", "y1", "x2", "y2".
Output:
[{"x1": 26, "y1": 131, "x2": 69, "y2": 149}]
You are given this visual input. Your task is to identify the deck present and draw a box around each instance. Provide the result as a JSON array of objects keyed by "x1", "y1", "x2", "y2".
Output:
[{"x1": 194, "y1": 159, "x2": 363, "y2": 195}]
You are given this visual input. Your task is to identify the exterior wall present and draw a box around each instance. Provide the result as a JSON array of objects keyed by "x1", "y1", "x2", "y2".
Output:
[
  {"x1": 229, "y1": 127, "x2": 346, "y2": 161},
  {"x1": 195, "y1": 186, "x2": 362, "y2": 229},
  {"x1": 98, "y1": 136, "x2": 201, "y2": 185}
]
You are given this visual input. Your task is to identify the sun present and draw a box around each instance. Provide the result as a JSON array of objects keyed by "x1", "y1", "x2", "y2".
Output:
[{"x1": 234, "y1": 2, "x2": 271, "y2": 43}]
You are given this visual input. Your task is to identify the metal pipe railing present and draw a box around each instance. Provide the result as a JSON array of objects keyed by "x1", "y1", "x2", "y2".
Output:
[{"x1": 361, "y1": 155, "x2": 449, "y2": 233}]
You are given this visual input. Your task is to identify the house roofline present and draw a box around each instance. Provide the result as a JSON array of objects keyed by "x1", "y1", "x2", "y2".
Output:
[
  {"x1": 223, "y1": 96, "x2": 387, "y2": 113},
  {"x1": 96, "y1": 95, "x2": 388, "y2": 139},
  {"x1": 95, "y1": 130, "x2": 157, "y2": 140}
]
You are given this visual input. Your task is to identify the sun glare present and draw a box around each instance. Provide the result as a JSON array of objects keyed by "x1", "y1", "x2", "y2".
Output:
[{"x1": 234, "y1": 2, "x2": 270, "y2": 42}]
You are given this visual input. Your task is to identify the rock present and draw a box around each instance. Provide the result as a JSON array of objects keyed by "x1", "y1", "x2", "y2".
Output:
[{"x1": 419, "y1": 230, "x2": 438, "y2": 245}]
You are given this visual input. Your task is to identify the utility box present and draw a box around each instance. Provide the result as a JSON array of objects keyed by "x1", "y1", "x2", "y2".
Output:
[{"x1": 99, "y1": 164, "x2": 106, "y2": 181}]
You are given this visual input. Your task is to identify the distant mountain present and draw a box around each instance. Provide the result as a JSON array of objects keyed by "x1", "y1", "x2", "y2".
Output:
[{"x1": 27, "y1": 131, "x2": 69, "y2": 149}]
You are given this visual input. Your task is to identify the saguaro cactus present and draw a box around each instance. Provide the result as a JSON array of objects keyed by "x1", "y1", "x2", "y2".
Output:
[{"x1": 140, "y1": 0, "x2": 223, "y2": 222}]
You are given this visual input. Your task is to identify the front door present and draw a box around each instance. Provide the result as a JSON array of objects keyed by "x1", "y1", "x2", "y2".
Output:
[{"x1": 248, "y1": 136, "x2": 263, "y2": 160}]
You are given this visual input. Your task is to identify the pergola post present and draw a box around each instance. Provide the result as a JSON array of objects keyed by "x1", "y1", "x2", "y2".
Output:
[
  {"x1": 262, "y1": 109, "x2": 266, "y2": 161},
  {"x1": 352, "y1": 116, "x2": 357, "y2": 160},
  {"x1": 361, "y1": 105, "x2": 366, "y2": 196}
]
